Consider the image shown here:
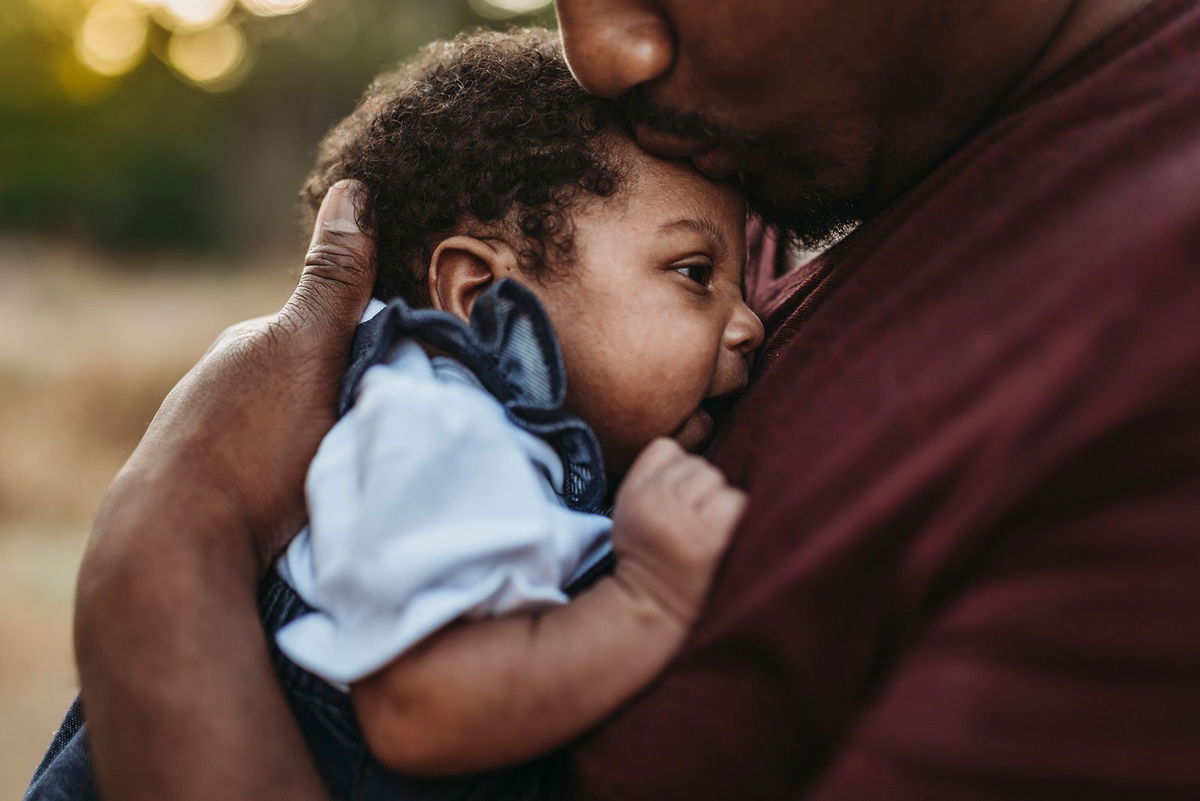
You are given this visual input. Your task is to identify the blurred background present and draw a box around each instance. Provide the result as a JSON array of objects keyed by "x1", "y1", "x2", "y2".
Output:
[{"x1": 0, "y1": 0, "x2": 558, "y2": 793}]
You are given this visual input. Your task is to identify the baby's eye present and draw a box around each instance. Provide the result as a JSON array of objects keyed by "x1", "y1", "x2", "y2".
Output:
[{"x1": 674, "y1": 263, "x2": 713, "y2": 286}]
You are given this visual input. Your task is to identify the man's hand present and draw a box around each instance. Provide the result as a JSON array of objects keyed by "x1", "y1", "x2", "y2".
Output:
[
  {"x1": 609, "y1": 437, "x2": 748, "y2": 629},
  {"x1": 109, "y1": 179, "x2": 376, "y2": 570},
  {"x1": 74, "y1": 180, "x2": 374, "y2": 801}
]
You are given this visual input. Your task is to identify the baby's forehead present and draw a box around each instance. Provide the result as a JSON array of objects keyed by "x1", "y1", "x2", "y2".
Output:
[
  {"x1": 571, "y1": 175, "x2": 749, "y2": 282},
  {"x1": 599, "y1": 142, "x2": 747, "y2": 235}
]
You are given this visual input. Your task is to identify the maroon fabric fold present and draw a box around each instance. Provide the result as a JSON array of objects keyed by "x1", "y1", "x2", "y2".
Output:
[{"x1": 571, "y1": 0, "x2": 1200, "y2": 797}]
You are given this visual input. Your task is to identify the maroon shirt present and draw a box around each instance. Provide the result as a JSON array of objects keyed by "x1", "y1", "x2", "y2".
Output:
[{"x1": 571, "y1": 1, "x2": 1200, "y2": 798}]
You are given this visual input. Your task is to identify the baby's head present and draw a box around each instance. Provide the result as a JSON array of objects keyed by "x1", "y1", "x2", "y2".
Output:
[{"x1": 303, "y1": 28, "x2": 763, "y2": 477}]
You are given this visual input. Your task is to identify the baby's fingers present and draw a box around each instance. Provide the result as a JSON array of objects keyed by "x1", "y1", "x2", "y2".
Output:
[
  {"x1": 697, "y1": 486, "x2": 749, "y2": 540},
  {"x1": 621, "y1": 437, "x2": 687, "y2": 489},
  {"x1": 673, "y1": 461, "x2": 729, "y2": 509}
]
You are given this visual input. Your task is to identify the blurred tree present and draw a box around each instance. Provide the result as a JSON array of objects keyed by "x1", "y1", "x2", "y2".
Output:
[{"x1": 0, "y1": 0, "x2": 557, "y2": 260}]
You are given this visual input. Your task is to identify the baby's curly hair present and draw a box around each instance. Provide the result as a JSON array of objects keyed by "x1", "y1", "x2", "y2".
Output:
[{"x1": 301, "y1": 28, "x2": 627, "y2": 306}]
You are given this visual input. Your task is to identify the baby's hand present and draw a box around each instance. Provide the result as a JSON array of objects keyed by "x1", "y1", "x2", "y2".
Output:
[{"x1": 610, "y1": 437, "x2": 748, "y2": 629}]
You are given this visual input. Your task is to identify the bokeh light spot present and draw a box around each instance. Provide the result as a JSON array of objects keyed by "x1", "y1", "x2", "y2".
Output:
[
  {"x1": 166, "y1": 20, "x2": 247, "y2": 89},
  {"x1": 467, "y1": 0, "x2": 552, "y2": 20},
  {"x1": 141, "y1": 0, "x2": 234, "y2": 31},
  {"x1": 238, "y1": 0, "x2": 312, "y2": 18},
  {"x1": 74, "y1": 0, "x2": 149, "y2": 78}
]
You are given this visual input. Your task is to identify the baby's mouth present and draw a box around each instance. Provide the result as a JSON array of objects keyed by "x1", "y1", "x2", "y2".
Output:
[
  {"x1": 672, "y1": 407, "x2": 716, "y2": 453},
  {"x1": 700, "y1": 389, "x2": 742, "y2": 421},
  {"x1": 672, "y1": 389, "x2": 745, "y2": 453}
]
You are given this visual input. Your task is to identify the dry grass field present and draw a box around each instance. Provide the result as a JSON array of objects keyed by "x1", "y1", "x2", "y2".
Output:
[{"x1": 0, "y1": 237, "x2": 296, "y2": 797}]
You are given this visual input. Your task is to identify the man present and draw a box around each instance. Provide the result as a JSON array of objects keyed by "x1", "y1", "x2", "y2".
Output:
[{"x1": 68, "y1": 0, "x2": 1200, "y2": 799}]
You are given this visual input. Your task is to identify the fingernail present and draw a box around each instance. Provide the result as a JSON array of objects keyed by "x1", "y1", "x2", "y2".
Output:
[{"x1": 322, "y1": 179, "x2": 361, "y2": 234}]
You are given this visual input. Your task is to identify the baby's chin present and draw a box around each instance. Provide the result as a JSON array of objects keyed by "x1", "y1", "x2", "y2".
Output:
[
  {"x1": 670, "y1": 407, "x2": 716, "y2": 453},
  {"x1": 597, "y1": 410, "x2": 715, "y2": 485}
]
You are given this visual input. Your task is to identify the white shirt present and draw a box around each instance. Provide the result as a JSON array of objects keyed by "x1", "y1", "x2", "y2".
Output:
[{"x1": 276, "y1": 303, "x2": 611, "y2": 689}]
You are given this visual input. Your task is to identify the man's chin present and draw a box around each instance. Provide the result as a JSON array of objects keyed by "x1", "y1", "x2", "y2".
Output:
[{"x1": 743, "y1": 170, "x2": 863, "y2": 251}]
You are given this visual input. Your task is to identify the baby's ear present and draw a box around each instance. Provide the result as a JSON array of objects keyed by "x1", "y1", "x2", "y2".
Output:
[{"x1": 426, "y1": 236, "x2": 520, "y2": 321}]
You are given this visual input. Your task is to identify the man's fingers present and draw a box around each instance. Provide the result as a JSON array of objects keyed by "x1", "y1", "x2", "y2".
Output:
[
  {"x1": 305, "y1": 179, "x2": 365, "y2": 253},
  {"x1": 282, "y1": 179, "x2": 377, "y2": 338},
  {"x1": 203, "y1": 314, "x2": 274, "y2": 357}
]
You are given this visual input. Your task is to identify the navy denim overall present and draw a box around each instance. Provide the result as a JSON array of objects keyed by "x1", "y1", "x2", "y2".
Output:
[{"x1": 26, "y1": 280, "x2": 614, "y2": 801}]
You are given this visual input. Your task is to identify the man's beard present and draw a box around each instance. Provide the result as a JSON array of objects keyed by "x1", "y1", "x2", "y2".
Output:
[
  {"x1": 742, "y1": 166, "x2": 862, "y2": 252},
  {"x1": 618, "y1": 86, "x2": 863, "y2": 250}
]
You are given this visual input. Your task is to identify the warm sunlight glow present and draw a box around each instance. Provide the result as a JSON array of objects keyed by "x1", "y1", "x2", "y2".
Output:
[
  {"x1": 238, "y1": 0, "x2": 312, "y2": 18},
  {"x1": 166, "y1": 19, "x2": 246, "y2": 88},
  {"x1": 74, "y1": 0, "x2": 149, "y2": 77},
  {"x1": 148, "y1": 0, "x2": 235, "y2": 30},
  {"x1": 467, "y1": 0, "x2": 552, "y2": 20},
  {"x1": 28, "y1": 0, "x2": 92, "y2": 36}
]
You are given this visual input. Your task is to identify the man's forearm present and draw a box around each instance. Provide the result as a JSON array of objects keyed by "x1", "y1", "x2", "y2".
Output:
[
  {"x1": 75, "y1": 469, "x2": 329, "y2": 801},
  {"x1": 351, "y1": 570, "x2": 688, "y2": 776},
  {"x1": 65, "y1": 180, "x2": 374, "y2": 800}
]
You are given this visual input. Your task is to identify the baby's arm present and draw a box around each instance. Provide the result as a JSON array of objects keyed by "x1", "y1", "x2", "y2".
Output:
[{"x1": 351, "y1": 437, "x2": 745, "y2": 775}]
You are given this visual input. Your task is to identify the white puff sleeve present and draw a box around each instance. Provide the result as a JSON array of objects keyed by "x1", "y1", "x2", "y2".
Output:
[{"x1": 275, "y1": 340, "x2": 611, "y2": 687}]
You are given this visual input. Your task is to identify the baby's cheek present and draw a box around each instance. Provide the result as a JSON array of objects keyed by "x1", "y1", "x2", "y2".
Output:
[
  {"x1": 621, "y1": 384, "x2": 699, "y2": 448},
  {"x1": 559, "y1": 335, "x2": 713, "y2": 472},
  {"x1": 588, "y1": 400, "x2": 677, "y2": 479}
]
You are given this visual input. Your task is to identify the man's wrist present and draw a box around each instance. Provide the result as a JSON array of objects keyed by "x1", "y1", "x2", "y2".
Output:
[
  {"x1": 72, "y1": 475, "x2": 326, "y2": 801},
  {"x1": 75, "y1": 462, "x2": 265, "y2": 657}
]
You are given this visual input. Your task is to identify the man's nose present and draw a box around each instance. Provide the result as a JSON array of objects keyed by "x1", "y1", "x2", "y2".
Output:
[{"x1": 556, "y1": 0, "x2": 674, "y2": 98}]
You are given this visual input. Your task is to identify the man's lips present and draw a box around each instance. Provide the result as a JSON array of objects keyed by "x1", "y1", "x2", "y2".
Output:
[
  {"x1": 633, "y1": 122, "x2": 782, "y2": 181},
  {"x1": 632, "y1": 122, "x2": 712, "y2": 157},
  {"x1": 631, "y1": 123, "x2": 752, "y2": 181},
  {"x1": 691, "y1": 148, "x2": 741, "y2": 181}
]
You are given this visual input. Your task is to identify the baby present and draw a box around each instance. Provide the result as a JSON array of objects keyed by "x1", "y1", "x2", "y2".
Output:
[{"x1": 25, "y1": 27, "x2": 763, "y2": 801}]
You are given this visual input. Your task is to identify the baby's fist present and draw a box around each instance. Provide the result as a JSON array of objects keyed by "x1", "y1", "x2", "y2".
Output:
[{"x1": 610, "y1": 438, "x2": 747, "y2": 627}]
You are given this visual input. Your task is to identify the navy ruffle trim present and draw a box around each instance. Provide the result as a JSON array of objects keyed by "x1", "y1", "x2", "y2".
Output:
[{"x1": 340, "y1": 279, "x2": 608, "y2": 514}]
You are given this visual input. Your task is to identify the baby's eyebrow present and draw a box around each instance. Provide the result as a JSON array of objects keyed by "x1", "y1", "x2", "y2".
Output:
[{"x1": 658, "y1": 217, "x2": 730, "y2": 259}]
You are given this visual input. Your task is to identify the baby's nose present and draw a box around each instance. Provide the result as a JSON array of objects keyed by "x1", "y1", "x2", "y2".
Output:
[{"x1": 725, "y1": 303, "x2": 765, "y2": 355}]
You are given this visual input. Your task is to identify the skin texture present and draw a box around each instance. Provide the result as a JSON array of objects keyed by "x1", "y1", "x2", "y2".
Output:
[
  {"x1": 74, "y1": 181, "x2": 374, "y2": 801},
  {"x1": 348, "y1": 147, "x2": 759, "y2": 773},
  {"x1": 426, "y1": 139, "x2": 761, "y2": 479},
  {"x1": 556, "y1": 0, "x2": 1154, "y2": 245},
  {"x1": 71, "y1": 2, "x2": 1155, "y2": 799},
  {"x1": 353, "y1": 437, "x2": 747, "y2": 774},
  {"x1": 526, "y1": 140, "x2": 761, "y2": 476}
]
